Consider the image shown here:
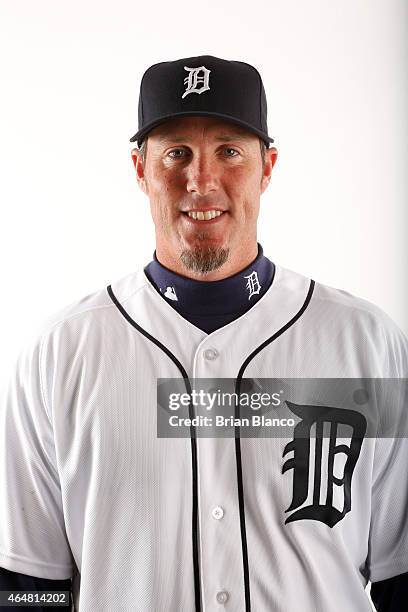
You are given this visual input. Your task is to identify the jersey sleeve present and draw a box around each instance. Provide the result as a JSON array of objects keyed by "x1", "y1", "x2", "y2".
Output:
[
  {"x1": 0, "y1": 329, "x2": 75, "y2": 580},
  {"x1": 366, "y1": 316, "x2": 408, "y2": 583}
]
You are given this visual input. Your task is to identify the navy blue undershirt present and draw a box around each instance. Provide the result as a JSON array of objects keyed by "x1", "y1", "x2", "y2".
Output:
[{"x1": 144, "y1": 243, "x2": 275, "y2": 333}]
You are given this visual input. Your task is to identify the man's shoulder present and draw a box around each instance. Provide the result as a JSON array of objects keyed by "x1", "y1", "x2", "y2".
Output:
[
  {"x1": 2, "y1": 267, "x2": 150, "y2": 400},
  {"x1": 276, "y1": 263, "x2": 407, "y2": 343},
  {"x1": 315, "y1": 275, "x2": 402, "y2": 333},
  {"x1": 28, "y1": 267, "x2": 149, "y2": 346},
  {"x1": 313, "y1": 275, "x2": 391, "y2": 321}
]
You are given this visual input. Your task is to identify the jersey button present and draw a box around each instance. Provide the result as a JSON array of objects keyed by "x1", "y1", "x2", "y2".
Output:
[
  {"x1": 216, "y1": 591, "x2": 229, "y2": 604},
  {"x1": 203, "y1": 348, "x2": 219, "y2": 361},
  {"x1": 211, "y1": 506, "x2": 224, "y2": 520}
]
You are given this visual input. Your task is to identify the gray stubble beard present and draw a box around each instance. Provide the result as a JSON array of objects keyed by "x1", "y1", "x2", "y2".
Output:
[{"x1": 179, "y1": 236, "x2": 229, "y2": 274}]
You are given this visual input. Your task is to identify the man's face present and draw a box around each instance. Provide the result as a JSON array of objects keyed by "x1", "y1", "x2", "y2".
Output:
[{"x1": 132, "y1": 116, "x2": 277, "y2": 276}]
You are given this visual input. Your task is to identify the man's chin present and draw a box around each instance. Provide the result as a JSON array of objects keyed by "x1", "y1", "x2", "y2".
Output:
[{"x1": 179, "y1": 245, "x2": 229, "y2": 274}]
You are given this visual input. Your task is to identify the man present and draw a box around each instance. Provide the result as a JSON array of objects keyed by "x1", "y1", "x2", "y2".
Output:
[{"x1": 0, "y1": 55, "x2": 407, "y2": 611}]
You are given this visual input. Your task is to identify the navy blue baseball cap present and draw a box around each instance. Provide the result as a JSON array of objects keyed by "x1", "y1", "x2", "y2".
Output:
[{"x1": 129, "y1": 55, "x2": 274, "y2": 148}]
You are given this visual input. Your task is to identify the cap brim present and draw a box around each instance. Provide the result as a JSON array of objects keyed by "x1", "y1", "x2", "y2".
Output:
[{"x1": 129, "y1": 111, "x2": 274, "y2": 147}]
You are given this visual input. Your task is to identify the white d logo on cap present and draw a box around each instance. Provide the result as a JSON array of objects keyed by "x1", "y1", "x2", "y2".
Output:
[{"x1": 182, "y1": 66, "x2": 211, "y2": 99}]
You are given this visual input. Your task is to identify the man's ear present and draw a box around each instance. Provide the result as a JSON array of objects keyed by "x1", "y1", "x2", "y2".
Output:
[
  {"x1": 131, "y1": 148, "x2": 148, "y2": 195},
  {"x1": 260, "y1": 147, "x2": 278, "y2": 194}
]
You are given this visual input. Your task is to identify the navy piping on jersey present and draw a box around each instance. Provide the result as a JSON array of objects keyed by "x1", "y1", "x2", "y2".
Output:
[
  {"x1": 106, "y1": 278, "x2": 315, "y2": 612},
  {"x1": 233, "y1": 278, "x2": 315, "y2": 611},
  {"x1": 106, "y1": 284, "x2": 202, "y2": 612}
]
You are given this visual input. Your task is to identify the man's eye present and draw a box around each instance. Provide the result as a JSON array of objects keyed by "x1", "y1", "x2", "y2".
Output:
[
  {"x1": 168, "y1": 149, "x2": 187, "y2": 158},
  {"x1": 224, "y1": 147, "x2": 239, "y2": 157}
]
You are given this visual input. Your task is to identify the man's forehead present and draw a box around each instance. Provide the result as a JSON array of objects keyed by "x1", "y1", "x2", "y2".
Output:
[{"x1": 150, "y1": 116, "x2": 257, "y2": 143}]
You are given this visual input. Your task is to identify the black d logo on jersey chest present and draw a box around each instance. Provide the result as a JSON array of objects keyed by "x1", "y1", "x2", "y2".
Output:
[{"x1": 282, "y1": 402, "x2": 367, "y2": 527}]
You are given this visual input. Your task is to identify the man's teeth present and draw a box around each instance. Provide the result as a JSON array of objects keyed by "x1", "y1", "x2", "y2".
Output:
[{"x1": 187, "y1": 210, "x2": 223, "y2": 220}]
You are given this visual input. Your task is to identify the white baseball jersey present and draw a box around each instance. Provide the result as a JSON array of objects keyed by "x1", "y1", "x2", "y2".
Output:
[{"x1": 1, "y1": 262, "x2": 407, "y2": 611}]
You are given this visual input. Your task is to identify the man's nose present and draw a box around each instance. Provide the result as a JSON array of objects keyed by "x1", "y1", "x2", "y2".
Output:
[{"x1": 185, "y1": 154, "x2": 220, "y2": 196}]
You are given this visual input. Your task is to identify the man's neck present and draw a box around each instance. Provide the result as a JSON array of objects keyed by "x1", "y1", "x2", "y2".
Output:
[{"x1": 143, "y1": 243, "x2": 275, "y2": 334}]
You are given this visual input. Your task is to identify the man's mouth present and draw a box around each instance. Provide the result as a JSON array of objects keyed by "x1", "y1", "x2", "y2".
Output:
[{"x1": 185, "y1": 210, "x2": 224, "y2": 221}]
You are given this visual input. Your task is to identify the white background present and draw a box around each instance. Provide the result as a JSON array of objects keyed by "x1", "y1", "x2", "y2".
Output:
[
  {"x1": 0, "y1": 1, "x2": 406, "y2": 604},
  {"x1": 0, "y1": 0, "x2": 407, "y2": 369}
]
